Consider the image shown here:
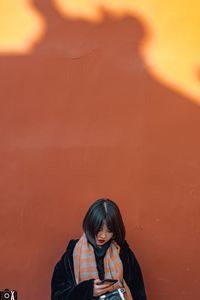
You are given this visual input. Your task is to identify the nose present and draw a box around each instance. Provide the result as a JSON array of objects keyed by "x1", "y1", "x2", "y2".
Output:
[{"x1": 99, "y1": 231, "x2": 106, "y2": 239}]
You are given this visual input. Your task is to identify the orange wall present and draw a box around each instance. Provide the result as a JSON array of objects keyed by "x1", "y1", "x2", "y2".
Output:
[{"x1": 0, "y1": 1, "x2": 200, "y2": 300}]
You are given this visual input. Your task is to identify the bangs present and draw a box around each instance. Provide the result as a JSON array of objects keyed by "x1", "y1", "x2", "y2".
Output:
[
  {"x1": 91, "y1": 213, "x2": 106, "y2": 236},
  {"x1": 93, "y1": 215, "x2": 114, "y2": 235},
  {"x1": 104, "y1": 214, "x2": 115, "y2": 233}
]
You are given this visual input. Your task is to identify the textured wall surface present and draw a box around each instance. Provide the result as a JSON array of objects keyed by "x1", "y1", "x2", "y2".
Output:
[{"x1": 0, "y1": 1, "x2": 200, "y2": 300}]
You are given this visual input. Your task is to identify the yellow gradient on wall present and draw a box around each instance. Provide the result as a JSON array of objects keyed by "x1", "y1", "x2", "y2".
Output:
[
  {"x1": 0, "y1": 0, "x2": 46, "y2": 54},
  {"x1": 0, "y1": 0, "x2": 200, "y2": 104},
  {"x1": 54, "y1": 0, "x2": 200, "y2": 104}
]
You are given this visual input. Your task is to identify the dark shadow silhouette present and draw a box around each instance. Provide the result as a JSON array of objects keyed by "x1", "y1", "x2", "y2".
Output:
[{"x1": 0, "y1": 1, "x2": 200, "y2": 300}]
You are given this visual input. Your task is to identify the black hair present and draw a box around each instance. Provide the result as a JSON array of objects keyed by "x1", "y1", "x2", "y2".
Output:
[{"x1": 82, "y1": 198, "x2": 126, "y2": 247}]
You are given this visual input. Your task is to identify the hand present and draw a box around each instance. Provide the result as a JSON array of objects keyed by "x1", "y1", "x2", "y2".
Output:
[{"x1": 93, "y1": 279, "x2": 114, "y2": 297}]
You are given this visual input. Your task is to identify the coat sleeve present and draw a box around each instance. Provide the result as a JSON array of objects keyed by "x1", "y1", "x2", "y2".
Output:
[
  {"x1": 123, "y1": 244, "x2": 147, "y2": 300},
  {"x1": 51, "y1": 251, "x2": 94, "y2": 300}
]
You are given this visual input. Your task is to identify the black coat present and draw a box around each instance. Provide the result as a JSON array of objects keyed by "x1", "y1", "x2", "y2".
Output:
[{"x1": 51, "y1": 239, "x2": 147, "y2": 300}]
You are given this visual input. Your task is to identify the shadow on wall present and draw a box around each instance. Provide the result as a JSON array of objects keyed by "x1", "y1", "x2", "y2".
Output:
[{"x1": 0, "y1": 1, "x2": 200, "y2": 300}]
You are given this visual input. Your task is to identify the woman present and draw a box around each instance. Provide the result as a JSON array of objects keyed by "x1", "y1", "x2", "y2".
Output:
[{"x1": 51, "y1": 198, "x2": 147, "y2": 300}]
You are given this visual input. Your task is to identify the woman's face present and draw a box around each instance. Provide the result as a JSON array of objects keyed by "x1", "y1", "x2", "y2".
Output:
[{"x1": 95, "y1": 222, "x2": 113, "y2": 247}]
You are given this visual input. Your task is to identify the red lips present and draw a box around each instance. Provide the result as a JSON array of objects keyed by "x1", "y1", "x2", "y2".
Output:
[{"x1": 98, "y1": 240, "x2": 105, "y2": 243}]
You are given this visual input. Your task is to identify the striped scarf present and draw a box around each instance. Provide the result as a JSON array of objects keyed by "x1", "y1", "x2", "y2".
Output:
[{"x1": 73, "y1": 233, "x2": 133, "y2": 300}]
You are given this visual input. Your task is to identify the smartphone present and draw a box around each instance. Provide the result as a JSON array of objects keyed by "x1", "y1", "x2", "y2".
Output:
[{"x1": 97, "y1": 279, "x2": 118, "y2": 285}]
